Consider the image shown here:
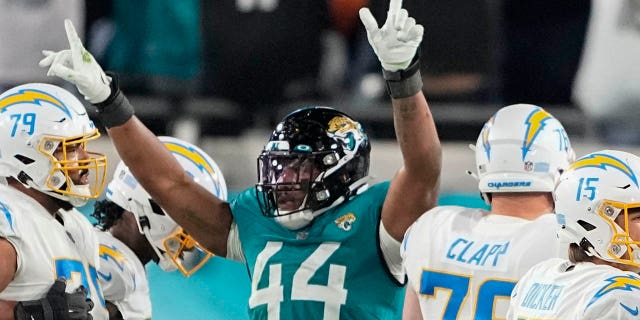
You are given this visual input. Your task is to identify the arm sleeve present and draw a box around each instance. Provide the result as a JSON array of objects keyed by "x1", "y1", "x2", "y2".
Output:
[
  {"x1": 379, "y1": 221, "x2": 403, "y2": 283},
  {"x1": 225, "y1": 221, "x2": 246, "y2": 263}
]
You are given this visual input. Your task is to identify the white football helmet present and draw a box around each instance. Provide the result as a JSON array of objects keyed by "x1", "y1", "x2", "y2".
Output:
[
  {"x1": 555, "y1": 150, "x2": 640, "y2": 268},
  {"x1": 0, "y1": 83, "x2": 107, "y2": 207},
  {"x1": 106, "y1": 136, "x2": 227, "y2": 276},
  {"x1": 472, "y1": 104, "x2": 575, "y2": 204}
]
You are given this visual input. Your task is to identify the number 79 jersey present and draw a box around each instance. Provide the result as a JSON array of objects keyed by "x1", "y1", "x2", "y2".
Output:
[
  {"x1": 401, "y1": 206, "x2": 567, "y2": 320},
  {"x1": 0, "y1": 186, "x2": 108, "y2": 320},
  {"x1": 231, "y1": 182, "x2": 403, "y2": 320}
]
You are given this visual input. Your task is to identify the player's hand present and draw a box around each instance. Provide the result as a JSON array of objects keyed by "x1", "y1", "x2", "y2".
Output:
[
  {"x1": 359, "y1": 0, "x2": 424, "y2": 72},
  {"x1": 14, "y1": 278, "x2": 94, "y2": 320},
  {"x1": 39, "y1": 19, "x2": 111, "y2": 104}
]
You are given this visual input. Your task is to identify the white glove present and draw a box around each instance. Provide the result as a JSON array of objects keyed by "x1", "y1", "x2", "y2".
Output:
[
  {"x1": 39, "y1": 19, "x2": 112, "y2": 104},
  {"x1": 359, "y1": 0, "x2": 424, "y2": 72}
]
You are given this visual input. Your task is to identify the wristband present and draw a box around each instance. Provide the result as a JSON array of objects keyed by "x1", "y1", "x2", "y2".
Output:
[
  {"x1": 381, "y1": 56, "x2": 423, "y2": 99},
  {"x1": 14, "y1": 299, "x2": 53, "y2": 320},
  {"x1": 94, "y1": 72, "x2": 135, "y2": 128}
]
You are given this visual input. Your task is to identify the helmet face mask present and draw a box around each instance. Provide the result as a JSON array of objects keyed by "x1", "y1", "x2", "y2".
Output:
[
  {"x1": 256, "y1": 107, "x2": 370, "y2": 230},
  {"x1": 43, "y1": 133, "x2": 107, "y2": 203},
  {"x1": 0, "y1": 83, "x2": 107, "y2": 207},
  {"x1": 555, "y1": 150, "x2": 640, "y2": 268},
  {"x1": 473, "y1": 104, "x2": 574, "y2": 203},
  {"x1": 105, "y1": 136, "x2": 227, "y2": 276},
  {"x1": 257, "y1": 152, "x2": 330, "y2": 216}
]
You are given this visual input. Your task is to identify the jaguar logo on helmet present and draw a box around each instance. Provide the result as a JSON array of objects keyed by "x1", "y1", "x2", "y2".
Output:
[
  {"x1": 0, "y1": 89, "x2": 72, "y2": 118},
  {"x1": 522, "y1": 108, "x2": 552, "y2": 160},
  {"x1": 569, "y1": 153, "x2": 639, "y2": 187},
  {"x1": 327, "y1": 116, "x2": 364, "y2": 152}
]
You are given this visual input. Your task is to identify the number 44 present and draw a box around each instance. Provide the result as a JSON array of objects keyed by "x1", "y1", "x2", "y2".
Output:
[{"x1": 249, "y1": 241, "x2": 347, "y2": 320}]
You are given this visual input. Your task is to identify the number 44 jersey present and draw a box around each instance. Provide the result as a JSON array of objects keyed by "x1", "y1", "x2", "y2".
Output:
[
  {"x1": 230, "y1": 182, "x2": 404, "y2": 320},
  {"x1": 401, "y1": 206, "x2": 567, "y2": 320}
]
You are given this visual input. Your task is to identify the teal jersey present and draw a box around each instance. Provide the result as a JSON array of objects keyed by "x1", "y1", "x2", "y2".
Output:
[{"x1": 231, "y1": 182, "x2": 404, "y2": 320}]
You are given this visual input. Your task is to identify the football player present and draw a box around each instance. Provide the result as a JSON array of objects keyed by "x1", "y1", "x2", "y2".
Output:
[
  {"x1": 91, "y1": 136, "x2": 227, "y2": 319},
  {"x1": 40, "y1": 0, "x2": 441, "y2": 317},
  {"x1": 0, "y1": 83, "x2": 108, "y2": 319},
  {"x1": 402, "y1": 104, "x2": 575, "y2": 319},
  {"x1": 507, "y1": 150, "x2": 640, "y2": 319}
]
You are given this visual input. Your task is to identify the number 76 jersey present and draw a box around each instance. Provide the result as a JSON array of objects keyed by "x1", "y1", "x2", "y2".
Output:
[
  {"x1": 230, "y1": 182, "x2": 404, "y2": 320},
  {"x1": 401, "y1": 206, "x2": 567, "y2": 319}
]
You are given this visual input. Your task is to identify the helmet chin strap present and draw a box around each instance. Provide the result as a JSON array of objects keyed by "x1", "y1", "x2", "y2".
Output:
[
  {"x1": 141, "y1": 225, "x2": 178, "y2": 272},
  {"x1": 274, "y1": 177, "x2": 371, "y2": 230},
  {"x1": 27, "y1": 180, "x2": 89, "y2": 207}
]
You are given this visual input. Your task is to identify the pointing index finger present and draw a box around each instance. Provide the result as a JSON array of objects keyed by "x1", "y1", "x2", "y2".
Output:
[
  {"x1": 388, "y1": 0, "x2": 402, "y2": 14},
  {"x1": 64, "y1": 19, "x2": 85, "y2": 66}
]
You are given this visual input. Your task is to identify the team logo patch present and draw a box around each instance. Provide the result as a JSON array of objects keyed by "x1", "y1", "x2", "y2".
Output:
[
  {"x1": 99, "y1": 244, "x2": 127, "y2": 271},
  {"x1": 524, "y1": 161, "x2": 534, "y2": 172},
  {"x1": 586, "y1": 275, "x2": 640, "y2": 311},
  {"x1": 335, "y1": 213, "x2": 356, "y2": 231}
]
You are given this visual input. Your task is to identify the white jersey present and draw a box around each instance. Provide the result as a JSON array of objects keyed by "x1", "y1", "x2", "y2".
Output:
[
  {"x1": 401, "y1": 206, "x2": 567, "y2": 319},
  {"x1": 96, "y1": 230, "x2": 152, "y2": 320},
  {"x1": 508, "y1": 258, "x2": 640, "y2": 319},
  {"x1": 0, "y1": 185, "x2": 108, "y2": 320}
]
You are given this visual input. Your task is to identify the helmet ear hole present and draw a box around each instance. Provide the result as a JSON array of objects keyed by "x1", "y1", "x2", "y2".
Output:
[
  {"x1": 148, "y1": 199, "x2": 165, "y2": 216},
  {"x1": 579, "y1": 237, "x2": 595, "y2": 253},
  {"x1": 14, "y1": 155, "x2": 35, "y2": 165},
  {"x1": 577, "y1": 219, "x2": 597, "y2": 232}
]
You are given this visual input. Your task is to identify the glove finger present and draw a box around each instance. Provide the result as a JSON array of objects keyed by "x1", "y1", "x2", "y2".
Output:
[
  {"x1": 39, "y1": 53, "x2": 57, "y2": 67},
  {"x1": 394, "y1": 9, "x2": 409, "y2": 30},
  {"x1": 86, "y1": 298, "x2": 94, "y2": 311},
  {"x1": 64, "y1": 19, "x2": 86, "y2": 68},
  {"x1": 48, "y1": 62, "x2": 81, "y2": 80},
  {"x1": 398, "y1": 17, "x2": 416, "y2": 41},
  {"x1": 359, "y1": 8, "x2": 379, "y2": 32},
  {"x1": 407, "y1": 24, "x2": 424, "y2": 42},
  {"x1": 47, "y1": 278, "x2": 67, "y2": 297},
  {"x1": 46, "y1": 51, "x2": 73, "y2": 77},
  {"x1": 73, "y1": 285, "x2": 88, "y2": 296},
  {"x1": 38, "y1": 50, "x2": 60, "y2": 67},
  {"x1": 388, "y1": 0, "x2": 403, "y2": 15}
]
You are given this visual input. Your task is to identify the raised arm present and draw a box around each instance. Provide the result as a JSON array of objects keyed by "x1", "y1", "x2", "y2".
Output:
[
  {"x1": 360, "y1": 0, "x2": 441, "y2": 240},
  {"x1": 40, "y1": 20, "x2": 232, "y2": 255}
]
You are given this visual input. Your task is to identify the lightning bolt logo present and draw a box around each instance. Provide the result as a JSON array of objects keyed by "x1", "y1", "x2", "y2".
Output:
[
  {"x1": 0, "y1": 89, "x2": 71, "y2": 117},
  {"x1": 0, "y1": 201, "x2": 13, "y2": 232},
  {"x1": 569, "y1": 153, "x2": 638, "y2": 187},
  {"x1": 164, "y1": 141, "x2": 217, "y2": 178},
  {"x1": 99, "y1": 244, "x2": 126, "y2": 271},
  {"x1": 586, "y1": 275, "x2": 640, "y2": 310},
  {"x1": 481, "y1": 115, "x2": 495, "y2": 160},
  {"x1": 522, "y1": 108, "x2": 552, "y2": 160}
]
